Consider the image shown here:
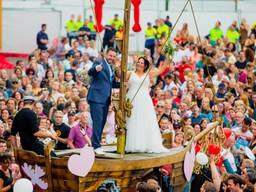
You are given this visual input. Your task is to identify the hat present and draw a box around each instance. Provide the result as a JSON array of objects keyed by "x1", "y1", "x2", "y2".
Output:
[
  {"x1": 23, "y1": 95, "x2": 36, "y2": 102},
  {"x1": 218, "y1": 83, "x2": 225, "y2": 89}
]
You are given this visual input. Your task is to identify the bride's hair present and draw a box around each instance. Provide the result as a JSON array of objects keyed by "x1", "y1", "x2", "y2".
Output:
[{"x1": 138, "y1": 56, "x2": 150, "y2": 72}]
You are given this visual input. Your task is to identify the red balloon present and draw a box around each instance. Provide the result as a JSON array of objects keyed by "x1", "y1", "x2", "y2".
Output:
[
  {"x1": 223, "y1": 128, "x2": 232, "y2": 139},
  {"x1": 208, "y1": 144, "x2": 220, "y2": 155},
  {"x1": 216, "y1": 156, "x2": 224, "y2": 168},
  {"x1": 208, "y1": 144, "x2": 215, "y2": 155},
  {"x1": 195, "y1": 144, "x2": 201, "y2": 154},
  {"x1": 94, "y1": 0, "x2": 105, "y2": 32},
  {"x1": 131, "y1": 0, "x2": 142, "y2": 32},
  {"x1": 213, "y1": 145, "x2": 221, "y2": 155}
]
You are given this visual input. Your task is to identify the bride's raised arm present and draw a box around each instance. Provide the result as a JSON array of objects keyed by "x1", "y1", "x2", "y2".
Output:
[{"x1": 149, "y1": 60, "x2": 169, "y2": 79}]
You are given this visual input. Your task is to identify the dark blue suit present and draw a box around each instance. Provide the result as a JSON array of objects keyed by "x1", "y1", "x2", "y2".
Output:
[{"x1": 87, "y1": 59, "x2": 114, "y2": 149}]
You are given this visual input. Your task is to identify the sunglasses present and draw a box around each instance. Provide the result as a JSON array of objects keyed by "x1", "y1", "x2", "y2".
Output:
[
  {"x1": 213, "y1": 111, "x2": 219, "y2": 113},
  {"x1": 12, "y1": 81, "x2": 18, "y2": 84},
  {"x1": 157, "y1": 105, "x2": 164, "y2": 108}
]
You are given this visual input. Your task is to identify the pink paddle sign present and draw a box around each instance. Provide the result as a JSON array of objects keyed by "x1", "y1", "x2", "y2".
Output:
[
  {"x1": 68, "y1": 146, "x2": 95, "y2": 177},
  {"x1": 183, "y1": 142, "x2": 195, "y2": 182}
]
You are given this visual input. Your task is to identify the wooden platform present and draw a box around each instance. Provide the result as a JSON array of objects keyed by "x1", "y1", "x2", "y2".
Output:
[
  {"x1": 15, "y1": 122, "x2": 219, "y2": 192},
  {"x1": 15, "y1": 145, "x2": 188, "y2": 192},
  {"x1": 54, "y1": 145, "x2": 185, "y2": 165}
]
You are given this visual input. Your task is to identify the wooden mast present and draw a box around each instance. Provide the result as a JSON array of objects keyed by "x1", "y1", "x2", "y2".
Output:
[
  {"x1": 0, "y1": 0, "x2": 2, "y2": 49},
  {"x1": 117, "y1": 0, "x2": 131, "y2": 155}
]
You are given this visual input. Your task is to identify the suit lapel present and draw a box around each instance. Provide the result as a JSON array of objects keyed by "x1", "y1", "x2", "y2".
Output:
[{"x1": 102, "y1": 59, "x2": 111, "y2": 82}]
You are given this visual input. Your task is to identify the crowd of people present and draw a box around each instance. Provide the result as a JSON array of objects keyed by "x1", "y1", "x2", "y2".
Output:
[{"x1": 0, "y1": 12, "x2": 255, "y2": 192}]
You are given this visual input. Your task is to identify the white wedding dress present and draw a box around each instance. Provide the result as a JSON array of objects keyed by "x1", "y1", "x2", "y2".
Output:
[{"x1": 125, "y1": 71, "x2": 168, "y2": 153}]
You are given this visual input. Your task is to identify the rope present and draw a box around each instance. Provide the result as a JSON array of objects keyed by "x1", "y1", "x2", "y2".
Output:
[
  {"x1": 188, "y1": 0, "x2": 216, "y2": 97},
  {"x1": 130, "y1": 0, "x2": 190, "y2": 103}
]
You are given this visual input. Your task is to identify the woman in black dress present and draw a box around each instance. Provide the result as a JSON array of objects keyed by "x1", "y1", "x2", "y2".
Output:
[{"x1": 0, "y1": 153, "x2": 14, "y2": 192}]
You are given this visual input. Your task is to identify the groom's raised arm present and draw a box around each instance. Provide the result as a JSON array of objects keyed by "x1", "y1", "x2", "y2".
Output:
[{"x1": 88, "y1": 61, "x2": 102, "y2": 76}]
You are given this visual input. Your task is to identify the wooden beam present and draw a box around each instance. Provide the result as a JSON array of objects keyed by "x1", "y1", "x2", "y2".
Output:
[
  {"x1": 0, "y1": 0, "x2": 2, "y2": 50},
  {"x1": 117, "y1": 0, "x2": 131, "y2": 155}
]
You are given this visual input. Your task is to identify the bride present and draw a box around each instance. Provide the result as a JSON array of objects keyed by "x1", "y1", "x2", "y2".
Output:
[{"x1": 125, "y1": 57, "x2": 169, "y2": 153}]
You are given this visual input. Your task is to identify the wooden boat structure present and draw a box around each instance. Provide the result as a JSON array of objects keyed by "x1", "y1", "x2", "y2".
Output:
[
  {"x1": 14, "y1": 122, "x2": 219, "y2": 192},
  {"x1": 14, "y1": 1, "x2": 222, "y2": 191}
]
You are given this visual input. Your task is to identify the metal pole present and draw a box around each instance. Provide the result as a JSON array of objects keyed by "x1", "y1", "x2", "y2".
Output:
[
  {"x1": 165, "y1": 0, "x2": 169, "y2": 11},
  {"x1": 157, "y1": 0, "x2": 160, "y2": 18}
]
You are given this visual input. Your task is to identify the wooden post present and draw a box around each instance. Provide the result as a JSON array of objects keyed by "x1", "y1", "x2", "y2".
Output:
[
  {"x1": 0, "y1": 0, "x2": 2, "y2": 50},
  {"x1": 44, "y1": 143, "x2": 54, "y2": 192},
  {"x1": 117, "y1": 0, "x2": 131, "y2": 155}
]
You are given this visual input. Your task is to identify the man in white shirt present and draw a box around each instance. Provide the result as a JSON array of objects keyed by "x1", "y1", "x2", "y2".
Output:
[
  {"x1": 163, "y1": 74, "x2": 176, "y2": 92},
  {"x1": 83, "y1": 40, "x2": 98, "y2": 58},
  {"x1": 233, "y1": 117, "x2": 253, "y2": 148},
  {"x1": 79, "y1": 53, "x2": 93, "y2": 70}
]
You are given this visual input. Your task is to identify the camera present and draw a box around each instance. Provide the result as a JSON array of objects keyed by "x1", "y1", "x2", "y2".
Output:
[{"x1": 97, "y1": 179, "x2": 120, "y2": 192}]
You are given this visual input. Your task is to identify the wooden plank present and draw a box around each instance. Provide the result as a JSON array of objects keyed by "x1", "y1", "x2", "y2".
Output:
[
  {"x1": 90, "y1": 148, "x2": 188, "y2": 172},
  {"x1": 0, "y1": 0, "x2": 2, "y2": 49},
  {"x1": 51, "y1": 167, "x2": 76, "y2": 180},
  {"x1": 52, "y1": 179, "x2": 78, "y2": 191},
  {"x1": 172, "y1": 175, "x2": 185, "y2": 186},
  {"x1": 44, "y1": 144, "x2": 53, "y2": 192},
  {"x1": 172, "y1": 168, "x2": 184, "y2": 177},
  {"x1": 173, "y1": 162, "x2": 183, "y2": 168}
]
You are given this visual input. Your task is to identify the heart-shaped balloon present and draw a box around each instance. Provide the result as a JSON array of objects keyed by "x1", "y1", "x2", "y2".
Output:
[
  {"x1": 223, "y1": 128, "x2": 232, "y2": 139},
  {"x1": 68, "y1": 146, "x2": 95, "y2": 177},
  {"x1": 184, "y1": 143, "x2": 195, "y2": 182}
]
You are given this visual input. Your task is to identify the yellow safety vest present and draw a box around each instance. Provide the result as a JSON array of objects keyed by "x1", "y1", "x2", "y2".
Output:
[
  {"x1": 88, "y1": 22, "x2": 96, "y2": 33},
  {"x1": 76, "y1": 20, "x2": 84, "y2": 31},
  {"x1": 109, "y1": 19, "x2": 123, "y2": 30},
  {"x1": 145, "y1": 28, "x2": 157, "y2": 39},
  {"x1": 157, "y1": 24, "x2": 170, "y2": 38},
  {"x1": 209, "y1": 27, "x2": 223, "y2": 41},
  {"x1": 226, "y1": 29, "x2": 240, "y2": 43},
  {"x1": 65, "y1": 20, "x2": 77, "y2": 32}
]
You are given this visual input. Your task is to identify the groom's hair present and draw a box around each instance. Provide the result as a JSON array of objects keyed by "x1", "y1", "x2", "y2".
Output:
[{"x1": 106, "y1": 47, "x2": 117, "y2": 54}]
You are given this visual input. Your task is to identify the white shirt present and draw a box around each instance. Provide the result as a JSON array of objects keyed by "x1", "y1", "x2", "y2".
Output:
[
  {"x1": 79, "y1": 60, "x2": 93, "y2": 70},
  {"x1": 221, "y1": 148, "x2": 237, "y2": 172}
]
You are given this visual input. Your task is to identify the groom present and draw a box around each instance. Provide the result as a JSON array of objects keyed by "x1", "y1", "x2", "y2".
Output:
[{"x1": 87, "y1": 47, "x2": 117, "y2": 154}]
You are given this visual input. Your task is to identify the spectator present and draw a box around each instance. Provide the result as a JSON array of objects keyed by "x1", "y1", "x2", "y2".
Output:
[
  {"x1": 102, "y1": 24, "x2": 116, "y2": 51},
  {"x1": 11, "y1": 96, "x2": 57, "y2": 156},
  {"x1": 233, "y1": 116, "x2": 253, "y2": 148},
  {"x1": 0, "y1": 153, "x2": 15, "y2": 191},
  {"x1": 65, "y1": 14, "x2": 78, "y2": 45},
  {"x1": 36, "y1": 24, "x2": 49, "y2": 51},
  {"x1": 209, "y1": 21, "x2": 224, "y2": 46},
  {"x1": 144, "y1": 22, "x2": 157, "y2": 58},
  {"x1": 227, "y1": 174, "x2": 245, "y2": 192},
  {"x1": 109, "y1": 14, "x2": 123, "y2": 30},
  {"x1": 68, "y1": 112, "x2": 92, "y2": 149}
]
